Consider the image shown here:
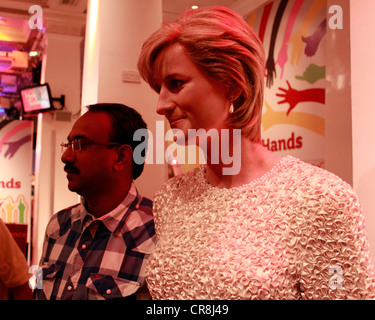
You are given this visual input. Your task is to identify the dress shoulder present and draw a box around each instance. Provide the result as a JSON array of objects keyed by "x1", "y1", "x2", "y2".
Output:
[{"x1": 284, "y1": 158, "x2": 375, "y2": 299}]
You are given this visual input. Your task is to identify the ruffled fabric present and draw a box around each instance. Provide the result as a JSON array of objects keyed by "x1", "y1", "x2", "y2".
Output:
[{"x1": 146, "y1": 156, "x2": 375, "y2": 299}]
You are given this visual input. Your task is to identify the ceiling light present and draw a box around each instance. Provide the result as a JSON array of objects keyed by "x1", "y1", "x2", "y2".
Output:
[{"x1": 191, "y1": 5, "x2": 199, "y2": 9}]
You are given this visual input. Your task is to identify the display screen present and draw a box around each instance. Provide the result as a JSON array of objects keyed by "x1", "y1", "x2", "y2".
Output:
[{"x1": 19, "y1": 83, "x2": 54, "y2": 116}]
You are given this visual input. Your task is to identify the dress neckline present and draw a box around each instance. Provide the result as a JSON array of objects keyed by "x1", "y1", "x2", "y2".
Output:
[{"x1": 198, "y1": 155, "x2": 295, "y2": 192}]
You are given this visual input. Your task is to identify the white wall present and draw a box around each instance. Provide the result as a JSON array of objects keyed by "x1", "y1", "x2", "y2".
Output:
[
  {"x1": 326, "y1": 0, "x2": 375, "y2": 262},
  {"x1": 325, "y1": 0, "x2": 353, "y2": 185},
  {"x1": 45, "y1": 34, "x2": 84, "y2": 212},
  {"x1": 32, "y1": 31, "x2": 84, "y2": 264},
  {"x1": 81, "y1": 0, "x2": 166, "y2": 200}
]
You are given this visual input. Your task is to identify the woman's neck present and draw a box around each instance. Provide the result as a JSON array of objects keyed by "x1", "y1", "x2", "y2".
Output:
[{"x1": 205, "y1": 137, "x2": 282, "y2": 189}]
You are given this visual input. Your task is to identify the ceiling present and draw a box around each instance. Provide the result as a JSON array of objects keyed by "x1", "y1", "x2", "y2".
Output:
[
  {"x1": 0, "y1": 0, "x2": 262, "y2": 117},
  {"x1": 163, "y1": 0, "x2": 240, "y2": 21}
]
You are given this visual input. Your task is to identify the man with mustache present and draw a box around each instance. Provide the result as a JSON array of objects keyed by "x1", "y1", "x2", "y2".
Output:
[{"x1": 35, "y1": 103, "x2": 156, "y2": 300}]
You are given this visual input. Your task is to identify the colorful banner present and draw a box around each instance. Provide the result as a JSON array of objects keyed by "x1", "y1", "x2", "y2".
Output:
[
  {"x1": 248, "y1": 0, "x2": 326, "y2": 167},
  {"x1": 0, "y1": 120, "x2": 33, "y2": 224}
]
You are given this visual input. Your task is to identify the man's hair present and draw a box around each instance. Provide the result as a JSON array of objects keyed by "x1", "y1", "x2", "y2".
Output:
[
  {"x1": 86, "y1": 103, "x2": 148, "y2": 180},
  {"x1": 137, "y1": 6, "x2": 265, "y2": 142}
]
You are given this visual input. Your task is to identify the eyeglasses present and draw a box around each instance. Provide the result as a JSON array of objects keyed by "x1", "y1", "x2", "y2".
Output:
[{"x1": 60, "y1": 139, "x2": 122, "y2": 153}]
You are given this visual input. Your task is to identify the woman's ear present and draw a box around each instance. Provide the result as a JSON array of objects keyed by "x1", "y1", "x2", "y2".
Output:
[
  {"x1": 114, "y1": 145, "x2": 132, "y2": 171},
  {"x1": 230, "y1": 85, "x2": 243, "y2": 102}
]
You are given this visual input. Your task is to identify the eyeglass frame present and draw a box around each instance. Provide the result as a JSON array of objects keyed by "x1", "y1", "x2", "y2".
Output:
[{"x1": 60, "y1": 138, "x2": 129, "y2": 153}]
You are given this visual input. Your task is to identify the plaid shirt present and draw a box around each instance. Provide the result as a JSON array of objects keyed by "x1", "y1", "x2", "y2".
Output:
[{"x1": 35, "y1": 183, "x2": 156, "y2": 300}]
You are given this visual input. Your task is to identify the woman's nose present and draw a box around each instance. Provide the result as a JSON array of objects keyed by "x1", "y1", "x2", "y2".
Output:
[{"x1": 156, "y1": 86, "x2": 175, "y2": 115}]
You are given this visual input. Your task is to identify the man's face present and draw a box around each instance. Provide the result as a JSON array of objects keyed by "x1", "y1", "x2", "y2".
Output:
[{"x1": 61, "y1": 111, "x2": 119, "y2": 198}]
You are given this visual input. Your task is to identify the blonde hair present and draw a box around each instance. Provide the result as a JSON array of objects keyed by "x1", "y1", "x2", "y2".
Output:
[{"x1": 137, "y1": 6, "x2": 265, "y2": 142}]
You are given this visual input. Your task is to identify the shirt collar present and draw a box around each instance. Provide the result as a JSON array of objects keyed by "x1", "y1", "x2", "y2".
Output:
[{"x1": 71, "y1": 183, "x2": 141, "y2": 233}]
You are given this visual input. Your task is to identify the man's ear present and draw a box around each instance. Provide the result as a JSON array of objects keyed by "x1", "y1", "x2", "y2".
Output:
[{"x1": 114, "y1": 145, "x2": 132, "y2": 171}]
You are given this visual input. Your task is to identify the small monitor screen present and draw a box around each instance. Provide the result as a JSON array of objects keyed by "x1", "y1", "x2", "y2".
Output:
[
  {"x1": 19, "y1": 83, "x2": 54, "y2": 116},
  {"x1": 0, "y1": 107, "x2": 6, "y2": 119}
]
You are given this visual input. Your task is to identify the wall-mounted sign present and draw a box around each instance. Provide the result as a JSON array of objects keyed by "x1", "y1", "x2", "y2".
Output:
[
  {"x1": 0, "y1": 120, "x2": 33, "y2": 227},
  {"x1": 248, "y1": 0, "x2": 326, "y2": 167}
]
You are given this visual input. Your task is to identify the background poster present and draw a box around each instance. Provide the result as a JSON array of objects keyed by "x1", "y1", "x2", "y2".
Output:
[
  {"x1": 0, "y1": 120, "x2": 33, "y2": 229},
  {"x1": 247, "y1": 0, "x2": 326, "y2": 167}
]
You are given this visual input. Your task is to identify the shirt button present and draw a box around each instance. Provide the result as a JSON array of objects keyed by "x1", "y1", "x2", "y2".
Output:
[
  {"x1": 67, "y1": 286, "x2": 72, "y2": 291},
  {"x1": 106, "y1": 289, "x2": 111, "y2": 295},
  {"x1": 81, "y1": 244, "x2": 87, "y2": 249}
]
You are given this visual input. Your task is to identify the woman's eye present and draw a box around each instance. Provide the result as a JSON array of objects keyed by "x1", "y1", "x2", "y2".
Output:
[{"x1": 169, "y1": 79, "x2": 184, "y2": 91}]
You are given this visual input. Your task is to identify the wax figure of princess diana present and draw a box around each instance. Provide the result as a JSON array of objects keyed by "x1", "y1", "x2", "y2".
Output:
[{"x1": 137, "y1": 6, "x2": 375, "y2": 299}]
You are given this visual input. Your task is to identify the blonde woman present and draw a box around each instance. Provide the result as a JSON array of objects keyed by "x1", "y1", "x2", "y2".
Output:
[{"x1": 138, "y1": 6, "x2": 375, "y2": 300}]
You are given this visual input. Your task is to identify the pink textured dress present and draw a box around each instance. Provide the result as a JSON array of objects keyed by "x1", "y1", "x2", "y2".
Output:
[{"x1": 146, "y1": 156, "x2": 375, "y2": 299}]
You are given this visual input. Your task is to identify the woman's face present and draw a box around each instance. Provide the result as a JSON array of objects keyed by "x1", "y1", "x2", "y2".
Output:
[{"x1": 154, "y1": 43, "x2": 231, "y2": 143}]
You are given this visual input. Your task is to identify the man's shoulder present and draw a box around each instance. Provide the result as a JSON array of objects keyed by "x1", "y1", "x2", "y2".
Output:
[
  {"x1": 46, "y1": 203, "x2": 81, "y2": 237},
  {"x1": 126, "y1": 195, "x2": 156, "y2": 253}
]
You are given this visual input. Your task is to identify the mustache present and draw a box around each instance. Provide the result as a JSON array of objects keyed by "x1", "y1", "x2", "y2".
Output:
[{"x1": 64, "y1": 163, "x2": 79, "y2": 173}]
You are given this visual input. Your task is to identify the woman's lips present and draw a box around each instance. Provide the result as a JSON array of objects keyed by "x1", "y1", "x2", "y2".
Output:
[{"x1": 168, "y1": 118, "x2": 184, "y2": 128}]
